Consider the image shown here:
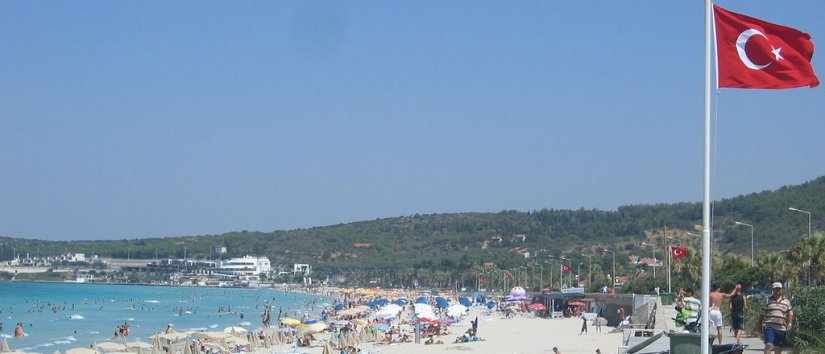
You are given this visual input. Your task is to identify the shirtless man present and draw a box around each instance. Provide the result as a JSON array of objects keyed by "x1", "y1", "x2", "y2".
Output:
[{"x1": 709, "y1": 284, "x2": 728, "y2": 344}]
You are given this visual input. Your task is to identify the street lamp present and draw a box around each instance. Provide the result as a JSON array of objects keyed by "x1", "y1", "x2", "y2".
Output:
[
  {"x1": 788, "y1": 207, "x2": 812, "y2": 239},
  {"x1": 664, "y1": 236, "x2": 678, "y2": 294},
  {"x1": 733, "y1": 221, "x2": 755, "y2": 266},
  {"x1": 600, "y1": 248, "x2": 616, "y2": 289},
  {"x1": 789, "y1": 207, "x2": 814, "y2": 286}
]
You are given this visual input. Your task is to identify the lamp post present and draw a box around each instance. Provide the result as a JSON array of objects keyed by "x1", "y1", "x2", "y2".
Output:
[
  {"x1": 601, "y1": 248, "x2": 616, "y2": 289},
  {"x1": 788, "y1": 207, "x2": 813, "y2": 286},
  {"x1": 664, "y1": 236, "x2": 677, "y2": 294},
  {"x1": 788, "y1": 207, "x2": 812, "y2": 239},
  {"x1": 733, "y1": 221, "x2": 755, "y2": 266},
  {"x1": 587, "y1": 254, "x2": 593, "y2": 290}
]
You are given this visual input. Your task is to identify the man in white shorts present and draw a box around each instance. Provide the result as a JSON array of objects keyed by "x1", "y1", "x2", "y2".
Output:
[{"x1": 709, "y1": 284, "x2": 727, "y2": 344}]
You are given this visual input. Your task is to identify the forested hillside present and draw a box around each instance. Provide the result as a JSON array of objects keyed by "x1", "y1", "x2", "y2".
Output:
[{"x1": 2, "y1": 176, "x2": 824, "y2": 276}]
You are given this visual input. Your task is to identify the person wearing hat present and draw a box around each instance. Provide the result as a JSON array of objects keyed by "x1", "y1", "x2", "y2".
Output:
[{"x1": 759, "y1": 282, "x2": 793, "y2": 354}]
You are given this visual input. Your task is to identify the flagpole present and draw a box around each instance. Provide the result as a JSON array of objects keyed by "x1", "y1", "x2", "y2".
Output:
[{"x1": 702, "y1": 1, "x2": 713, "y2": 353}]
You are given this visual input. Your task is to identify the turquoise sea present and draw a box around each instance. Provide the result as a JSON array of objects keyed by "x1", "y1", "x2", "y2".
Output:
[{"x1": 0, "y1": 282, "x2": 322, "y2": 353}]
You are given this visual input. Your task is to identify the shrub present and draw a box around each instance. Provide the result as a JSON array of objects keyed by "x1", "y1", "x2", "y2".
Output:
[{"x1": 790, "y1": 287, "x2": 825, "y2": 352}]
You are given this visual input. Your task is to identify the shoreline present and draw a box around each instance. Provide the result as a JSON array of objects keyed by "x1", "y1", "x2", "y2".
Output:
[{"x1": 0, "y1": 279, "x2": 327, "y2": 294}]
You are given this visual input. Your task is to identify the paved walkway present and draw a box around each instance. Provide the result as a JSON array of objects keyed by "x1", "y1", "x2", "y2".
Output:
[{"x1": 654, "y1": 298, "x2": 794, "y2": 353}]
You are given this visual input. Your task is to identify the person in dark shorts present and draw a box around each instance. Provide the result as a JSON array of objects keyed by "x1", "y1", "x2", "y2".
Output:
[
  {"x1": 759, "y1": 282, "x2": 793, "y2": 354},
  {"x1": 729, "y1": 284, "x2": 747, "y2": 344}
]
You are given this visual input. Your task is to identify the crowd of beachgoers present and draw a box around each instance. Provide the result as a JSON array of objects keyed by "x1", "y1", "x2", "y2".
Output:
[{"x1": 1, "y1": 286, "x2": 622, "y2": 354}]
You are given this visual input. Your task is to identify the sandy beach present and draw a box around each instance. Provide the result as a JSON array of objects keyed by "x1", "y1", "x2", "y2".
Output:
[{"x1": 368, "y1": 313, "x2": 621, "y2": 354}]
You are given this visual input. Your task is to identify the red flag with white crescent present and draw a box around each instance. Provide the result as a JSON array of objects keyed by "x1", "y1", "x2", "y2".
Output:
[
  {"x1": 714, "y1": 4, "x2": 819, "y2": 88},
  {"x1": 561, "y1": 264, "x2": 572, "y2": 273},
  {"x1": 671, "y1": 245, "x2": 688, "y2": 260}
]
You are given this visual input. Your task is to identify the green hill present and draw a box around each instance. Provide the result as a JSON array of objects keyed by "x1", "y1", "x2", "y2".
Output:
[{"x1": 2, "y1": 176, "x2": 824, "y2": 277}]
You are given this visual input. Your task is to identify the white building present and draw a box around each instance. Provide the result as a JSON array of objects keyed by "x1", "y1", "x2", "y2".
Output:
[
  {"x1": 293, "y1": 263, "x2": 311, "y2": 276},
  {"x1": 218, "y1": 256, "x2": 271, "y2": 278}
]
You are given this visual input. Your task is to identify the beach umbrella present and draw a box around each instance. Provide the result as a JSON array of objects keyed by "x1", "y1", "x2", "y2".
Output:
[
  {"x1": 368, "y1": 298, "x2": 389, "y2": 309},
  {"x1": 414, "y1": 303, "x2": 433, "y2": 313},
  {"x1": 279, "y1": 318, "x2": 302, "y2": 327},
  {"x1": 486, "y1": 301, "x2": 497, "y2": 310},
  {"x1": 224, "y1": 326, "x2": 247, "y2": 335},
  {"x1": 299, "y1": 322, "x2": 328, "y2": 334},
  {"x1": 510, "y1": 286, "x2": 527, "y2": 297},
  {"x1": 459, "y1": 297, "x2": 472, "y2": 307},
  {"x1": 414, "y1": 296, "x2": 428, "y2": 304},
  {"x1": 375, "y1": 304, "x2": 402, "y2": 319},
  {"x1": 528, "y1": 303, "x2": 546, "y2": 311},
  {"x1": 334, "y1": 304, "x2": 345, "y2": 311},
  {"x1": 393, "y1": 298, "x2": 408, "y2": 306},
  {"x1": 447, "y1": 304, "x2": 468, "y2": 318},
  {"x1": 65, "y1": 349, "x2": 97, "y2": 354},
  {"x1": 434, "y1": 297, "x2": 449, "y2": 309}
]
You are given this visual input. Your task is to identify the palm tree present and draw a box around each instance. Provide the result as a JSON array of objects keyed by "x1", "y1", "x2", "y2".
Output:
[
  {"x1": 788, "y1": 235, "x2": 825, "y2": 286},
  {"x1": 757, "y1": 252, "x2": 787, "y2": 284}
]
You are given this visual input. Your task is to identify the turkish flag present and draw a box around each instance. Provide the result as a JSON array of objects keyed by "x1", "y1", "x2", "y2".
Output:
[
  {"x1": 714, "y1": 5, "x2": 819, "y2": 89},
  {"x1": 671, "y1": 246, "x2": 688, "y2": 260},
  {"x1": 561, "y1": 264, "x2": 572, "y2": 273}
]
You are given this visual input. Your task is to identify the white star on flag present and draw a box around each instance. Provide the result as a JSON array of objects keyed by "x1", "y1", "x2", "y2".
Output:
[{"x1": 771, "y1": 47, "x2": 784, "y2": 61}]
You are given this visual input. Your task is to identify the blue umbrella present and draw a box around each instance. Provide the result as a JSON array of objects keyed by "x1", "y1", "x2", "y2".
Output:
[
  {"x1": 415, "y1": 297, "x2": 428, "y2": 304},
  {"x1": 435, "y1": 297, "x2": 450, "y2": 309},
  {"x1": 368, "y1": 298, "x2": 390, "y2": 309},
  {"x1": 459, "y1": 297, "x2": 472, "y2": 307},
  {"x1": 303, "y1": 319, "x2": 318, "y2": 324},
  {"x1": 335, "y1": 304, "x2": 345, "y2": 311},
  {"x1": 393, "y1": 298, "x2": 408, "y2": 306},
  {"x1": 486, "y1": 301, "x2": 497, "y2": 309}
]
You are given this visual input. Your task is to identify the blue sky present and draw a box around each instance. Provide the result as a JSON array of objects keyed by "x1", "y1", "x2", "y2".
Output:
[{"x1": 1, "y1": 1, "x2": 822, "y2": 240}]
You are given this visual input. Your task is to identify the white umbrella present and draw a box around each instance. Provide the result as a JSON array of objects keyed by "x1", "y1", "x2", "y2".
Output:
[
  {"x1": 375, "y1": 304, "x2": 403, "y2": 320},
  {"x1": 414, "y1": 303, "x2": 433, "y2": 314},
  {"x1": 223, "y1": 326, "x2": 247, "y2": 335},
  {"x1": 447, "y1": 304, "x2": 468, "y2": 318}
]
